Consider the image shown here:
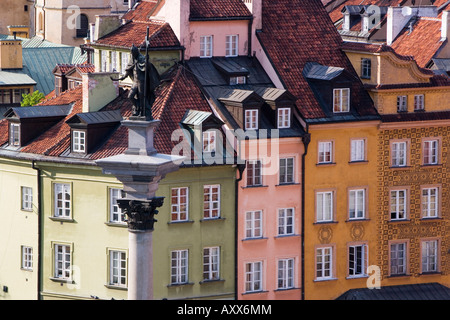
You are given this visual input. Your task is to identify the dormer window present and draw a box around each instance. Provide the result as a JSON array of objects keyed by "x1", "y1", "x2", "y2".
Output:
[
  {"x1": 361, "y1": 58, "x2": 371, "y2": 79},
  {"x1": 277, "y1": 108, "x2": 291, "y2": 129},
  {"x1": 245, "y1": 109, "x2": 258, "y2": 130},
  {"x1": 10, "y1": 123, "x2": 20, "y2": 146},
  {"x1": 72, "y1": 130, "x2": 86, "y2": 153},
  {"x1": 230, "y1": 76, "x2": 246, "y2": 85},
  {"x1": 203, "y1": 130, "x2": 216, "y2": 153},
  {"x1": 333, "y1": 88, "x2": 350, "y2": 113},
  {"x1": 226, "y1": 35, "x2": 238, "y2": 57}
]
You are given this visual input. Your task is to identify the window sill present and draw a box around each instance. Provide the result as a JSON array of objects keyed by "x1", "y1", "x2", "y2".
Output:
[
  {"x1": 242, "y1": 237, "x2": 268, "y2": 242},
  {"x1": 242, "y1": 290, "x2": 269, "y2": 295},
  {"x1": 20, "y1": 268, "x2": 33, "y2": 272},
  {"x1": 167, "y1": 282, "x2": 195, "y2": 288},
  {"x1": 313, "y1": 277, "x2": 338, "y2": 282},
  {"x1": 419, "y1": 271, "x2": 441, "y2": 276},
  {"x1": 274, "y1": 287, "x2": 300, "y2": 292},
  {"x1": 313, "y1": 221, "x2": 338, "y2": 225},
  {"x1": 104, "y1": 284, "x2": 127, "y2": 291},
  {"x1": 21, "y1": 208, "x2": 33, "y2": 213},
  {"x1": 386, "y1": 274, "x2": 411, "y2": 278},
  {"x1": 105, "y1": 222, "x2": 127, "y2": 228},
  {"x1": 346, "y1": 275, "x2": 369, "y2": 280},
  {"x1": 345, "y1": 218, "x2": 370, "y2": 222},
  {"x1": 200, "y1": 217, "x2": 225, "y2": 222},
  {"x1": 389, "y1": 219, "x2": 410, "y2": 223},
  {"x1": 420, "y1": 217, "x2": 443, "y2": 221},
  {"x1": 421, "y1": 164, "x2": 442, "y2": 168},
  {"x1": 167, "y1": 220, "x2": 195, "y2": 225},
  {"x1": 275, "y1": 182, "x2": 300, "y2": 187},
  {"x1": 49, "y1": 217, "x2": 74, "y2": 223},
  {"x1": 274, "y1": 234, "x2": 300, "y2": 239},
  {"x1": 389, "y1": 165, "x2": 411, "y2": 170},
  {"x1": 199, "y1": 279, "x2": 225, "y2": 285},
  {"x1": 348, "y1": 160, "x2": 368, "y2": 164},
  {"x1": 316, "y1": 162, "x2": 336, "y2": 167},
  {"x1": 241, "y1": 185, "x2": 268, "y2": 189},
  {"x1": 50, "y1": 277, "x2": 73, "y2": 284}
]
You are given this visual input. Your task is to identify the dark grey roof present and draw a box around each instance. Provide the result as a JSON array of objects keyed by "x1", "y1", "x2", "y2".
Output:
[
  {"x1": 66, "y1": 110, "x2": 122, "y2": 125},
  {"x1": 4, "y1": 104, "x2": 72, "y2": 119},
  {"x1": 212, "y1": 59, "x2": 249, "y2": 76},
  {"x1": 431, "y1": 58, "x2": 450, "y2": 72},
  {"x1": 303, "y1": 62, "x2": 345, "y2": 81},
  {"x1": 0, "y1": 70, "x2": 36, "y2": 86},
  {"x1": 342, "y1": 5, "x2": 366, "y2": 14},
  {"x1": 337, "y1": 283, "x2": 450, "y2": 300},
  {"x1": 218, "y1": 89, "x2": 262, "y2": 104}
]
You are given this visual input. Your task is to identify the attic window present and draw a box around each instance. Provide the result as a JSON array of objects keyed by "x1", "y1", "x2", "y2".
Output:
[
  {"x1": 72, "y1": 130, "x2": 86, "y2": 153},
  {"x1": 277, "y1": 108, "x2": 291, "y2": 129},
  {"x1": 361, "y1": 58, "x2": 371, "y2": 79},
  {"x1": 10, "y1": 123, "x2": 20, "y2": 146},
  {"x1": 230, "y1": 76, "x2": 246, "y2": 85},
  {"x1": 333, "y1": 88, "x2": 350, "y2": 113},
  {"x1": 203, "y1": 130, "x2": 216, "y2": 153},
  {"x1": 245, "y1": 109, "x2": 258, "y2": 130}
]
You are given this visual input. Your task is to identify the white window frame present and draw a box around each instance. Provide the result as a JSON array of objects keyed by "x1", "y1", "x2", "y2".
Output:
[
  {"x1": 229, "y1": 76, "x2": 246, "y2": 85},
  {"x1": 318, "y1": 141, "x2": 333, "y2": 164},
  {"x1": 171, "y1": 249, "x2": 188, "y2": 284},
  {"x1": 21, "y1": 246, "x2": 33, "y2": 271},
  {"x1": 245, "y1": 210, "x2": 263, "y2": 239},
  {"x1": 391, "y1": 141, "x2": 407, "y2": 167},
  {"x1": 316, "y1": 246, "x2": 333, "y2": 280},
  {"x1": 53, "y1": 183, "x2": 71, "y2": 219},
  {"x1": 21, "y1": 186, "x2": 33, "y2": 211},
  {"x1": 348, "y1": 189, "x2": 366, "y2": 220},
  {"x1": 203, "y1": 130, "x2": 216, "y2": 153},
  {"x1": 414, "y1": 94, "x2": 424, "y2": 111},
  {"x1": 350, "y1": 139, "x2": 365, "y2": 162},
  {"x1": 110, "y1": 51, "x2": 117, "y2": 72},
  {"x1": 277, "y1": 107, "x2": 291, "y2": 129},
  {"x1": 348, "y1": 244, "x2": 368, "y2": 278},
  {"x1": 245, "y1": 109, "x2": 258, "y2": 130},
  {"x1": 316, "y1": 191, "x2": 333, "y2": 222},
  {"x1": 361, "y1": 58, "x2": 371, "y2": 79},
  {"x1": 225, "y1": 34, "x2": 238, "y2": 57},
  {"x1": 109, "y1": 250, "x2": 127, "y2": 287},
  {"x1": 109, "y1": 188, "x2": 126, "y2": 224},
  {"x1": 72, "y1": 130, "x2": 86, "y2": 153},
  {"x1": 278, "y1": 208, "x2": 294, "y2": 236},
  {"x1": 171, "y1": 187, "x2": 189, "y2": 222},
  {"x1": 200, "y1": 35, "x2": 213, "y2": 58},
  {"x1": 10, "y1": 123, "x2": 20, "y2": 146},
  {"x1": 333, "y1": 88, "x2": 350, "y2": 113},
  {"x1": 279, "y1": 157, "x2": 294, "y2": 184},
  {"x1": 390, "y1": 189, "x2": 407, "y2": 221},
  {"x1": 54, "y1": 244, "x2": 71, "y2": 280},
  {"x1": 245, "y1": 261, "x2": 262, "y2": 293},
  {"x1": 101, "y1": 50, "x2": 108, "y2": 72},
  {"x1": 203, "y1": 247, "x2": 220, "y2": 281},
  {"x1": 423, "y1": 139, "x2": 438, "y2": 165},
  {"x1": 203, "y1": 185, "x2": 220, "y2": 219},
  {"x1": 121, "y1": 52, "x2": 129, "y2": 75},
  {"x1": 421, "y1": 240, "x2": 438, "y2": 273},
  {"x1": 422, "y1": 187, "x2": 438, "y2": 218},
  {"x1": 397, "y1": 95, "x2": 407, "y2": 112},
  {"x1": 277, "y1": 258, "x2": 294, "y2": 289},
  {"x1": 390, "y1": 242, "x2": 407, "y2": 276},
  {"x1": 247, "y1": 160, "x2": 262, "y2": 186}
]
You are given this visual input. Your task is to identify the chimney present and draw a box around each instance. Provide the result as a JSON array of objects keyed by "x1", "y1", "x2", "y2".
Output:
[
  {"x1": 158, "y1": 0, "x2": 190, "y2": 49},
  {"x1": 82, "y1": 72, "x2": 120, "y2": 113},
  {"x1": 0, "y1": 40, "x2": 23, "y2": 70},
  {"x1": 244, "y1": 0, "x2": 262, "y2": 30},
  {"x1": 93, "y1": 15, "x2": 122, "y2": 42},
  {"x1": 442, "y1": 11, "x2": 449, "y2": 41}
]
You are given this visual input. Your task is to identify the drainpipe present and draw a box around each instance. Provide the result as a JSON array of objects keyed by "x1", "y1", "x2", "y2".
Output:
[
  {"x1": 31, "y1": 160, "x2": 42, "y2": 300},
  {"x1": 248, "y1": 16, "x2": 253, "y2": 57},
  {"x1": 234, "y1": 162, "x2": 245, "y2": 300},
  {"x1": 300, "y1": 128, "x2": 310, "y2": 301}
]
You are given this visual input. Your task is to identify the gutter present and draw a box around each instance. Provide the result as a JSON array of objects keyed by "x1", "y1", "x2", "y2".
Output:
[
  {"x1": 300, "y1": 126, "x2": 310, "y2": 301},
  {"x1": 31, "y1": 160, "x2": 42, "y2": 300},
  {"x1": 234, "y1": 163, "x2": 245, "y2": 300}
]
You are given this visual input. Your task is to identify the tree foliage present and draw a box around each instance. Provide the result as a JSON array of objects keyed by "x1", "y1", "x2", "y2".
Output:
[{"x1": 21, "y1": 90, "x2": 45, "y2": 107}]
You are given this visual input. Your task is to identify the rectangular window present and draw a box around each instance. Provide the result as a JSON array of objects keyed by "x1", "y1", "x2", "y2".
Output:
[
  {"x1": 110, "y1": 51, "x2": 117, "y2": 72},
  {"x1": 101, "y1": 50, "x2": 108, "y2": 72},
  {"x1": 121, "y1": 52, "x2": 129, "y2": 75},
  {"x1": 245, "y1": 210, "x2": 262, "y2": 238},
  {"x1": 109, "y1": 250, "x2": 127, "y2": 286},
  {"x1": 245, "y1": 261, "x2": 262, "y2": 293},
  {"x1": 390, "y1": 189, "x2": 407, "y2": 220},
  {"x1": 390, "y1": 242, "x2": 407, "y2": 276},
  {"x1": 54, "y1": 183, "x2": 71, "y2": 218},
  {"x1": 245, "y1": 109, "x2": 258, "y2": 130},
  {"x1": 422, "y1": 187, "x2": 438, "y2": 218},
  {"x1": 203, "y1": 130, "x2": 216, "y2": 153},
  {"x1": 414, "y1": 94, "x2": 424, "y2": 111},
  {"x1": 316, "y1": 191, "x2": 333, "y2": 222},
  {"x1": 333, "y1": 88, "x2": 350, "y2": 113},
  {"x1": 391, "y1": 141, "x2": 407, "y2": 167},
  {"x1": 350, "y1": 139, "x2": 365, "y2": 162},
  {"x1": 203, "y1": 185, "x2": 220, "y2": 219},
  {"x1": 225, "y1": 35, "x2": 238, "y2": 57},
  {"x1": 421, "y1": 240, "x2": 438, "y2": 273},
  {"x1": 423, "y1": 140, "x2": 438, "y2": 165},
  {"x1": 72, "y1": 130, "x2": 86, "y2": 153},
  {"x1": 277, "y1": 258, "x2": 294, "y2": 289},
  {"x1": 54, "y1": 244, "x2": 71, "y2": 279},
  {"x1": 277, "y1": 108, "x2": 291, "y2": 129},
  {"x1": 229, "y1": 76, "x2": 246, "y2": 85},
  {"x1": 246, "y1": 160, "x2": 262, "y2": 186},
  {"x1": 279, "y1": 157, "x2": 294, "y2": 184},
  {"x1": 349, "y1": 189, "x2": 365, "y2": 220},
  {"x1": 316, "y1": 247, "x2": 333, "y2": 280},
  {"x1": 171, "y1": 249, "x2": 188, "y2": 284},
  {"x1": 200, "y1": 35, "x2": 213, "y2": 58},
  {"x1": 203, "y1": 247, "x2": 220, "y2": 281},
  {"x1": 171, "y1": 187, "x2": 188, "y2": 222},
  {"x1": 318, "y1": 141, "x2": 333, "y2": 164},
  {"x1": 21, "y1": 186, "x2": 33, "y2": 211},
  {"x1": 361, "y1": 58, "x2": 371, "y2": 79},
  {"x1": 278, "y1": 208, "x2": 294, "y2": 236},
  {"x1": 10, "y1": 123, "x2": 20, "y2": 146},
  {"x1": 397, "y1": 96, "x2": 407, "y2": 112},
  {"x1": 348, "y1": 244, "x2": 367, "y2": 277},
  {"x1": 21, "y1": 246, "x2": 33, "y2": 271},
  {"x1": 110, "y1": 188, "x2": 125, "y2": 223}
]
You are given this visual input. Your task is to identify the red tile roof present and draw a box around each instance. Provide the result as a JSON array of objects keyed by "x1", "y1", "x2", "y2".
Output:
[
  {"x1": 326, "y1": 0, "x2": 407, "y2": 23},
  {"x1": 94, "y1": 20, "x2": 180, "y2": 49},
  {"x1": 257, "y1": 0, "x2": 376, "y2": 119},
  {"x1": 189, "y1": 0, "x2": 252, "y2": 20},
  {"x1": 122, "y1": 0, "x2": 159, "y2": 22}
]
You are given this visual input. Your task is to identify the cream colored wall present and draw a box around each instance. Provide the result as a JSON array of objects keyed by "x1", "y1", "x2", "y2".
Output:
[{"x1": 0, "y1": 0, "x2": 30, "y2": 35}]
